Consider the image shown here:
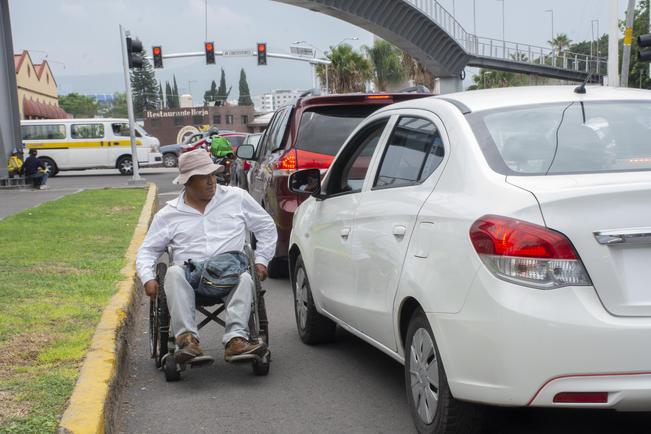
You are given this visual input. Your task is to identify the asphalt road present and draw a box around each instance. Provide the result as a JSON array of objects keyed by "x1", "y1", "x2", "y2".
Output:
[{"x1": 5, "y1": 168, "x2": 649, "y2": 433}]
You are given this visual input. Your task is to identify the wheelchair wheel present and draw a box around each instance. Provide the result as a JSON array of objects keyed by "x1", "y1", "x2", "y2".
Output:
[
  {"x1": 151, "y1": 263, "x2": 170, "y2": 369},
  {"x1": 163, "y1": 355, "x2": 181, "y2": 382}
]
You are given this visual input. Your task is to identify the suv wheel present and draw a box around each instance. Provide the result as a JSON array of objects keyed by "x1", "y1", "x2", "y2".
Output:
[
  {"x1": 405, "y1": 310, "x2": 483, "y2": 433},
  {"x1": 163, "y1": 153, "x2": 178, "y2": 168},
  {"x1": 292, "y1": 256, "x2": 336, "y2": 344},
  {"x1": 117, "y1": 156, "x2": 133, "y2": 176},
  {"x1": 40, "y1": 157, "x2": 58, "y2": 176}
]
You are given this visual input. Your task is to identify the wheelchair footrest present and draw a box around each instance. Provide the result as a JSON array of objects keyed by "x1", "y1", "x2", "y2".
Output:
[{"x1": 187, "y1": 355, "x2": 215, "y2": 369}]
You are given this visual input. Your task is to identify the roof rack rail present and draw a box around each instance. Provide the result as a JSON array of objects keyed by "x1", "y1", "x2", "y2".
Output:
[{"x1": 299, "y1": 88, "x2": 322, "y2": 98}]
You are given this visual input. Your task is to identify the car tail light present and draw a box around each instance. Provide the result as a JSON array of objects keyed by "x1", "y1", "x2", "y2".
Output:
[
  {"x1": 469, "y1": 215, "x2": 591, "y2": 289},
  {"x1": 295, "y1": 149, "x2": 334, "y2": 170},
  {"x1": 553, "y1": 392, "x2": 608, "y2": 404},
  {"x1": 274, "y1": 151, "x2": 297, "y2": 171}
]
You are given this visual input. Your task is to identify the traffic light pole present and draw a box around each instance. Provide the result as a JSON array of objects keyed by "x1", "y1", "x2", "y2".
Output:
[
  {"x1": 620, "y1": 0, "x2": 636, "y2": 87},
  {"x1": 119, "y1": 24, "x2": 143, "y2": 183}
]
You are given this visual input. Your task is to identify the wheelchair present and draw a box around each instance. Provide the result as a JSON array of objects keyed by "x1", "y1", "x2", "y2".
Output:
[{"x1": 148, "y1": 244, "x2": 271, "y2": 381}]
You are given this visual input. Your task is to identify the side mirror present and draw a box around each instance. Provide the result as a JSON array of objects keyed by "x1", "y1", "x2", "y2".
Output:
[
  {"x1": 236, "y1": 144, "x2": 256, "y2": 160},
  {"x1": 289, "y1": 168, "x2": 322, "y2": 196}
]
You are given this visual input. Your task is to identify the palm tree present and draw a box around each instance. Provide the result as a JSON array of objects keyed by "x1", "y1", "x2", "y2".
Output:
[
  {"x1": 401, "y1": 52, "x2": 435, "y2": 90},
  {"x1": 363, "y1": 39, "x2": 405, "y2": 91},
  {"x1": 316, "y1": 44, "x2": 372, "y2": 94},
  {"x1": 548, "y1": 33, "x2": 572, "y2": 55}
]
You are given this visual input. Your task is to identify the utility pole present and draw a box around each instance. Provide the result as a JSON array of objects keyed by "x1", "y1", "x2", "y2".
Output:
[
  {"x1": 119, "y1": 24, "x2": 143, "y2": 183},
  {"x1": 621, "y1": 0, "x2": 636, "y2": 87},
  {"x1": 608, "y1": 0, "x2": 620, "y2": 86}
]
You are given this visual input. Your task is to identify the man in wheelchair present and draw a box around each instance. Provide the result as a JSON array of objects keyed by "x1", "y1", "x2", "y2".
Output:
[{"x1": 136, "y1": 149, "x2": 277, "y2": 365}]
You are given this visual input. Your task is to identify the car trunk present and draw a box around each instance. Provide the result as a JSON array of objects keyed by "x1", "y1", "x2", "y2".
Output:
[{"x1": 508, "y1": 172, "x2": 651, "y2": 316}]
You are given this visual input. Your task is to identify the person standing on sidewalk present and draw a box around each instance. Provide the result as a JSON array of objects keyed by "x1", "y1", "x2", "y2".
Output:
[
  {"x1": 136, "y1": 149, "x2": 277, "y2": 364},
  {"x1": 23, "y1": 149, "x2": 49, "y2": 190}
]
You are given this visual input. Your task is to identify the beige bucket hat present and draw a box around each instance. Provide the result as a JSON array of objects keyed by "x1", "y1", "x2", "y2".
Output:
[{"x1": 173, "y1": 149, "x2": 224, "y2": 185}]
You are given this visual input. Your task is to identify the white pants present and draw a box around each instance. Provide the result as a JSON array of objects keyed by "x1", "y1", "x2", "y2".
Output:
[{"x1": 164, "y1": 265, "x2": 253, "y2": 346}]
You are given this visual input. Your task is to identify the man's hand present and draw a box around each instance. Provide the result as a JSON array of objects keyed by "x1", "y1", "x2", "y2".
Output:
[
  {"x1": 255, "y1": 264, "x2": 268, "y2": 282},
  {"x1": 144, "y1": 279, "x2": 159, "y2": 298}
]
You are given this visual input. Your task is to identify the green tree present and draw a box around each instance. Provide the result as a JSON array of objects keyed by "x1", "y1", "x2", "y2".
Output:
[
  {"x1": 215, "y1": 68, "x2": 231, "y2": 106},
  {"x1": 58, "y1": 93, "x2": 98, "y2": 118},
  {"x1": 549, "y1": 33, "x2": 572, "y2": 55},
  {"x1": 364, "y1": 39, "x2": 405, "y2": 91},
  {"x1": 172, "y1": 75, "x2": 180, "y2": 108},
  {"x1": 204, "y1": 79, "x2": 217, "y2": 106},
  {"x1": 316, "y1": 44, "x2": 372, "y2": 93},
  {"x1": 238, "y1": 68, "x2": 254, "y2": 106},
  {"x1": 401, "y1": 52, "x2": 435, "y2": 90},
  {"x1": 110, "y1": 92, "x2": 128, "y2": 117},
  {"x1": 624, "y1": 0, "x2": 650, "y2": 88},
  {"x1": 130, "y1": 50, "x2": 159, "y2": 117},
  {"x1": 165, "y1": 81, "x2": 173, "y2": 108}
]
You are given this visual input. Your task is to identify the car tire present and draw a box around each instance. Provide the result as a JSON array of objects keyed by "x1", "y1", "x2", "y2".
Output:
[
  {"x1": 40, "y1": 157, "x2": 58, "y2": 177},
  {"x1": 162, "y1": 153, "x2": 178, "y2": 168},
  {"x1": 405, "y1": 310, "x2": 484, "y2": 434},
  {"x1": 117, "y1": 156, "x2": 133, "y2": 176},
  {"x1": 292, "y1": 256, "x2": 336, "y2": 345}
]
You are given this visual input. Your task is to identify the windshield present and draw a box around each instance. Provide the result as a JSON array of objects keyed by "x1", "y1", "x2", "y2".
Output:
[
  {"x1": 295, "y1": 105, "x2": 382, "y2": 156},
  {"x1": 468, "y1": 100, "x2": 651, "y2": 175}
]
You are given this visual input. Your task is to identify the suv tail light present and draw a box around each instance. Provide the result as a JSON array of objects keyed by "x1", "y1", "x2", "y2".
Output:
[
  {"x1": 469, "y1": 215, "x2": 591, "y2": 289},
  {"x1": 272, "y1": 151, "x2": 297, "y2": 175},
  {"x1": 273, "y1": 150, "x2": 333, "y2": 176}
]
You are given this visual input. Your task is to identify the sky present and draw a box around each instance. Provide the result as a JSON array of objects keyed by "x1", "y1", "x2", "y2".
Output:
[{"x1": 10, "y1": 0, "x2": 632, "y2": 101}]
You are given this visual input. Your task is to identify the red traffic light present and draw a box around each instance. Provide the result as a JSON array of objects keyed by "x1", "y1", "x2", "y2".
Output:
[
  {"x1": 257, "y1": 43, "x2": 266, "y2": 52},
  {"x1": 205, "y1": 41, "x2": 215, "y2": 64},
  {"x1": 153, "y1": 46, "x2": 161, "y2": 55}
]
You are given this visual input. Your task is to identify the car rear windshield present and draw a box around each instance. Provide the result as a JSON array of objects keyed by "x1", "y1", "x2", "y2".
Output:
[
  {"x1": 468, "y1": 100, "x2": 651, "y2": 175},
  {"x1": 225, "y1": 135, "x2": 245, "y2": 148},
  {"x1": 295, "y1": 105, "x2": 382, "y2": 156}
]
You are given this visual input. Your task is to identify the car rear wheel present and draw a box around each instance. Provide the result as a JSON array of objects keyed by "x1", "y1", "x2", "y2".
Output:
[
  {"x1": 117, "y1": 156, "x2": 133, "y2": 176},
  {"x1": 405, "y1": 310, "x2": 483, "y2": 434},
  {"x1": 163, "y1": 153, "x2": 178, "y2": 168},
  {"x1": 292, "y1": 256, "x2": 336, "y2": 344}
]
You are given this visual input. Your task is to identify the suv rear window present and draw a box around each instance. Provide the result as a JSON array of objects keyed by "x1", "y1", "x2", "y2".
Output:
[
  {"x1": 469, "y1": 100, "x2": 651, "y2": 175},
  {"x1": 295, "y1": 106, "x2": 383, "y2": 156}
]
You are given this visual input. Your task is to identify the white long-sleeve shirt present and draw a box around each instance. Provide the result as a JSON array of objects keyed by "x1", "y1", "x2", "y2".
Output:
[{"x1": 136, "y1": 185, "x2": 277, "y2": 284}]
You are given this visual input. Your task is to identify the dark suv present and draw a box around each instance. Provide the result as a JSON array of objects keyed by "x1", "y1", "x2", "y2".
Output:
[{"x1": 239, "y1": 92, "x2": 430, "y2": 277}]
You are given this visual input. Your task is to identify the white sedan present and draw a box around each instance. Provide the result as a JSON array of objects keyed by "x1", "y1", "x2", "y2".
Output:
[{"x1": 287, "y1": 85, "x2": 651, "y2": 433}]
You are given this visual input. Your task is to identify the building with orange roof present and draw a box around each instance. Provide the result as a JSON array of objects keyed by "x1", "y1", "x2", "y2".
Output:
[{"x1": 14, "y1": 50, "x2": 69, "y2": 119}]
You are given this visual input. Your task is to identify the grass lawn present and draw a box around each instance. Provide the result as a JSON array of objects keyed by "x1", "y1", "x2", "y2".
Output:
[{"x1": 0, "y1": 188, "x2": 146, "y2": 433}]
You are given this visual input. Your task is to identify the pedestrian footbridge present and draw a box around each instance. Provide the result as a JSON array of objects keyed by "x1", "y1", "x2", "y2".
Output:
[{"x1": 277, "y1": 0, "x2": 605, "y2": 90}]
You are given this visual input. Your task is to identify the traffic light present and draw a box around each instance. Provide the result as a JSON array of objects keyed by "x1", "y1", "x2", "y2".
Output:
[
  {"x1": 152, "y1": 46, "x2": 163, "y2": 68},
  {"x1": 638, "y1": 34, "x2": 651, "y2": 62},
  {"x1": 205, "y1": 41, "x2": 215, "y2": 64},
  {"x1": 126, "y1": 37, "x2": 143, "y2": 69},
  {"x1": 257, "y1": 43, "x2": 267, "y2": 65}
]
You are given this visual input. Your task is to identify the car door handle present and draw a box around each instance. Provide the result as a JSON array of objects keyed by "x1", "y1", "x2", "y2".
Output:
[
  {"x1": 393, "y1": 225, "x2": 407, "y2": 237},
  {"x1": 340, "y1": 228, "x2": 350, "y2": 239}
]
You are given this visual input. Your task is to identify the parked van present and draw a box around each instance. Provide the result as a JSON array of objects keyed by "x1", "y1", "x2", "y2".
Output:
[{"x1": 20, "y1": 118, "x2": 162, "y2": 176}]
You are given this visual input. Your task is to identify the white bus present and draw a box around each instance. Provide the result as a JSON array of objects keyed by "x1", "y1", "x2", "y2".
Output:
[{"x1": 20, "y1": 118, "x2": 162, "y2": 176}]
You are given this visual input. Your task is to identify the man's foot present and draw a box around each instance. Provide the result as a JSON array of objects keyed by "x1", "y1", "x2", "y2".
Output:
[
  {"x1": 39, "y1": 185, "x2": 49, "y2": 190},
  {"x1": 174, "y1": 333, "x2": 204, "y2": 364},
  {"x1": 224, "y1": 337, "x2": 267, "y2": 362}
]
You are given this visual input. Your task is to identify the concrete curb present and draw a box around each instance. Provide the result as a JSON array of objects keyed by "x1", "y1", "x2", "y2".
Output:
[{"x1": 58, "y1": 183, "x2": 158, "y2": 434}]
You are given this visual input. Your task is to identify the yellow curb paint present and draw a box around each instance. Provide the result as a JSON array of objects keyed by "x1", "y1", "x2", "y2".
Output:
[{"x1": 58, "y1": 184, "x2": 158, "y2": 434}]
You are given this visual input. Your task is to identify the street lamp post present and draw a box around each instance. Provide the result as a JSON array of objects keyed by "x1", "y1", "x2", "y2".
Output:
[
  {"x1": 545, "y1": 9, "x2": 554, "y2": 43},
  {"x1": 473, "y1": 0, "x2": 477, "y2": 35},
  {"x1": 497, "y1": 0, "x2": 505, "y2": 57}
]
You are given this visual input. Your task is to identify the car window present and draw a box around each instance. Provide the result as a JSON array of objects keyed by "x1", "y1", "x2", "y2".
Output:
[
  {"x1": 295, "y1": 105, "x2": 382, "y2": 156},
  {"x1": 268, "y1": 107, "x2": 291, "y2": 154},
  {"x1": 256, "y1": 111, "x2": 281, "y2": 158},
  {"x1": 71, "y1": 123, "x2": 105, "y2": 139},
  {"x1": 21, "y1": 124, "x2": 66, "y2": 140},
  {"x1": 469, "y1": 101, "x2": 651, "y2": 175},
  {"x1": 327, "y1": 119, "x2": 389, "y2": 195},
  {"x1": 112, "y1": 123, "x2": 141, "y2": 137},
  {"x1": 374, "y1": 117, "x2": 444, "y2": 189}
]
